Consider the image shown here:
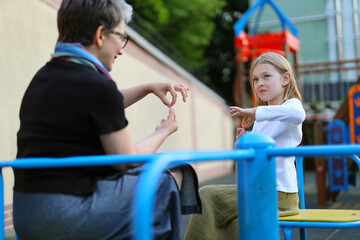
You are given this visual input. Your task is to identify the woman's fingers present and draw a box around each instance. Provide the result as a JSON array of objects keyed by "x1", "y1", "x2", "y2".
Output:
[
  {"x1": 155, "y1": 108, "x2": 178, "y2": 134},
  {"x1": 158, "y1": 91, "x2": 171, "y2": 107},
  {"x1": 174, "y1": 84, "x2": 189, "y2": 104},
  {"x1": 168, "y1": 107, "x2": 176, "y2": 120},
  {"x1": 167, "y1": 85, "x2": 178, "y2": 107},
  {"x1": 158, "y1": 83, "x2": 189, "y2": 107}
]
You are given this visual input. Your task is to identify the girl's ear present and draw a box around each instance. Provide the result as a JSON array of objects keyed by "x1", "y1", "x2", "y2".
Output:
[
  {"x1": 282, "y1": 71, "x2": 290, "y2": 87},
  {"x1": 94, "y1": 25, "x2": 105, "y2": 47}
]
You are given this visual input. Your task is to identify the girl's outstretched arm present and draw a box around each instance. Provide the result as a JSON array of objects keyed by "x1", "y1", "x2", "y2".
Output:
[
  {"x1": 229, "y1": 106, "x2": 257, "y2": 129},
  {"x1": 255, "y1": 99, "x2": 305, "y2": 124}
]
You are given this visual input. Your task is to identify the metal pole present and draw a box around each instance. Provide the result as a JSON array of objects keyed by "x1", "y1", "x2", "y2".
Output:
[
  {"x1": 335, "y1": 0, "x2": 344, "y2": 94},
  {"x1": 235, "y1": 132, "x2": 279, "y2": 240},
  {"x1": 0, "y1": 170, "x2": 4, "y2": 240},
  {"x1": 352, "y1": 0, "x2": 360, "y2": 76},
  {"x1": 314, "y1": 121, "x2": 327, "y2": 208},
  {"x1": 335, "y1": 0, "x2": 344, "y2": 60},
  {"x1": 353, "y1": 0, "x2": 360, "y2": 58}
]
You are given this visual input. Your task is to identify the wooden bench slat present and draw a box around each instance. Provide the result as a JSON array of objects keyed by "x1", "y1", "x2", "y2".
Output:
[{"x1": 279, "y1": 209, "x2": 360, "y2": 222}]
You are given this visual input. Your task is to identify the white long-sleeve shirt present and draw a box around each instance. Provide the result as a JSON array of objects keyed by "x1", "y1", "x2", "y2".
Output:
[{"x1": 253, "y1": 98, "x2": 306, "y2": 193}]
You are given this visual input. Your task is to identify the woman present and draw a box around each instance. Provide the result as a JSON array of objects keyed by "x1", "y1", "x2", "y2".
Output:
[{"x1": 13, "y1": 1, "x2": 200, "y2": 239}]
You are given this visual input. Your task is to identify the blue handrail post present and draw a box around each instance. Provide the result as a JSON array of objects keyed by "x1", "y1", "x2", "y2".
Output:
[
  {"x1": 235, "y1": 132, "x2": 279, "y2": 240},
  {"x1": 0, "y1": 169, "x2": 4, "y2": 240}
]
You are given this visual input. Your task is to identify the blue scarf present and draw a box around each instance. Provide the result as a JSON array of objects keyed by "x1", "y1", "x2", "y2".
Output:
[{"x1": 51, "y1": 43, "x2": 112, "y2": 79}]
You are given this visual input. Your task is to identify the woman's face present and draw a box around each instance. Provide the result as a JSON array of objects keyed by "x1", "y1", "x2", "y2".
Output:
[
  {"x1": 252, "y1": 63, "x2": 288, "y2": 105},
  {"x1": 97, "y1": 21, "x2": 126, "y2": 71}
]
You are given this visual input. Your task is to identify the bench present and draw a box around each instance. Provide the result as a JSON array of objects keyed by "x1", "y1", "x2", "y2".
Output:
[{"x1": 278, "y1": 155, "x2": 360, "y2": 240}]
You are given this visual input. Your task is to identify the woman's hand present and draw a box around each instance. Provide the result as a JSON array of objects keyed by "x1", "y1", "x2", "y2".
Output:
[
  {"x1": 152, "y1": 83, "x2": 189, "y2": 107},
  {"x1": 100, "y1": 108, "x2": 179, "y2": 171},
  {"x1": 155, "y1": 107, "x2": 178, "y2": 135},
  {"x1": 229, "y1": 106, "x2": 256, "y2": 129},
  {"x1": 120, "y1": 82, "x2": 189, "y2": 108}
]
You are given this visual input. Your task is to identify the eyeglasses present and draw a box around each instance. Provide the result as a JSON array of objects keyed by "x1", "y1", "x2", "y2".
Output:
[{"x1": 110, "y1": 30, "x2": 129, "y2": 49}]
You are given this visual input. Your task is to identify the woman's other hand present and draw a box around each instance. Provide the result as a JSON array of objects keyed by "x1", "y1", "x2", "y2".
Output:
[
  {"x1": 152, "y1": 83, "x2": 189, "y2": 107},
  {"x1": 155, "y1": 107, "x2": 178, "y2": 135},
  {"x1": 100, "y1": 107, "x2": 179, "y2": 171}
]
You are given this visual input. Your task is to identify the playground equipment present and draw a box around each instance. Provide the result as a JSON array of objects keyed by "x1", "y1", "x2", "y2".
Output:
[
  {"x1": 231, "y1": 0, "x2": 360, "y2": 209},
  {"x1": 233, "y1": 0, "x2": 299, "y2": 62},
  {"x1": 279, "y1": 155, "x2": 360, "y2": 240},
  {"x1": 327, "y1": 119, "x2": 349, "y2": 192},
  {"x1": 313, "y1": 83, "x2": 360, "y2": 206},
  {"x1": 1, "y1": 132, "x2": 360, "y2": 240},
  {"x1": 232, "y1": 0, "x2": 300, "y2": 107}
]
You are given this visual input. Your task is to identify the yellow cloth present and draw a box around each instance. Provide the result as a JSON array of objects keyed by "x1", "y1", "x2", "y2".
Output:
[{"x1": 184, "y1": 185, "x2": 299, "y2": 240}]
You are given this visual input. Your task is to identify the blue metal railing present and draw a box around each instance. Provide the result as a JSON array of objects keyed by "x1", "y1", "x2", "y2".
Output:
[
  {"x1": 134, "y1": 131, "x2": 278, "y2": 240},
  {"x1": 1, "y1": 131, "x2": 360, "y2": 240}
]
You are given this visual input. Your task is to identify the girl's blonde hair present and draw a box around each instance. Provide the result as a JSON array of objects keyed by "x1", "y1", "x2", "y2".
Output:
[{"x1": 250, "y1": 52, "x2": 302, "y2": 106}]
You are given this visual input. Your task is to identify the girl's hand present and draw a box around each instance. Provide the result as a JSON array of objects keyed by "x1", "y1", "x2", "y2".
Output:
[
  {"x1": 152, "y1": 83, "x2": 189, "y2": 107},
  {"x1": 236, "y1": 127, "x2": 247, "y2": 141},
  {"x1": 229, "y1": 106, "x2": 256, "y2": 129},
  {"x1": 155, "y1": 107, "x2": 178, "y2": 135}
]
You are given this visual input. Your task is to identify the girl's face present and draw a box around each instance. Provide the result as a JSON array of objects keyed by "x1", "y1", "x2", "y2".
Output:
[{"x1": 252, "y1": 63, "x2": 289, "y2": 105}]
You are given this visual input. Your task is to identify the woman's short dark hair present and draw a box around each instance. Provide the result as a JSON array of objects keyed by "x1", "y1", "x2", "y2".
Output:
[{"x1": 57, "y1": 0, "x2": 132, "y2": 45}]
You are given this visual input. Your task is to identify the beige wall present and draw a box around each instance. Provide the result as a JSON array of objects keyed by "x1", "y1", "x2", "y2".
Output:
[
  {"x1": 0, "y1": 0, "x2": 60, "y2": 207},
  {"x1": 0, "y1": 0, "x2": 235, "y2": 209}
]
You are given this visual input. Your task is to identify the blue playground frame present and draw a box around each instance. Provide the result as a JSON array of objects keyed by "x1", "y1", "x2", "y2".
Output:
[
  {"x1": 0, "y1": 131, "x2": 360, "y2": 240},
  {"x1": 233, "y1": 0, "x2": 298, "y2": 37}
]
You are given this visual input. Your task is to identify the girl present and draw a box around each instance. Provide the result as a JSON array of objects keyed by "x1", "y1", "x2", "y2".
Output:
[{"x1": 185, "y1": 52, "x2": 305, "y2": 240}]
